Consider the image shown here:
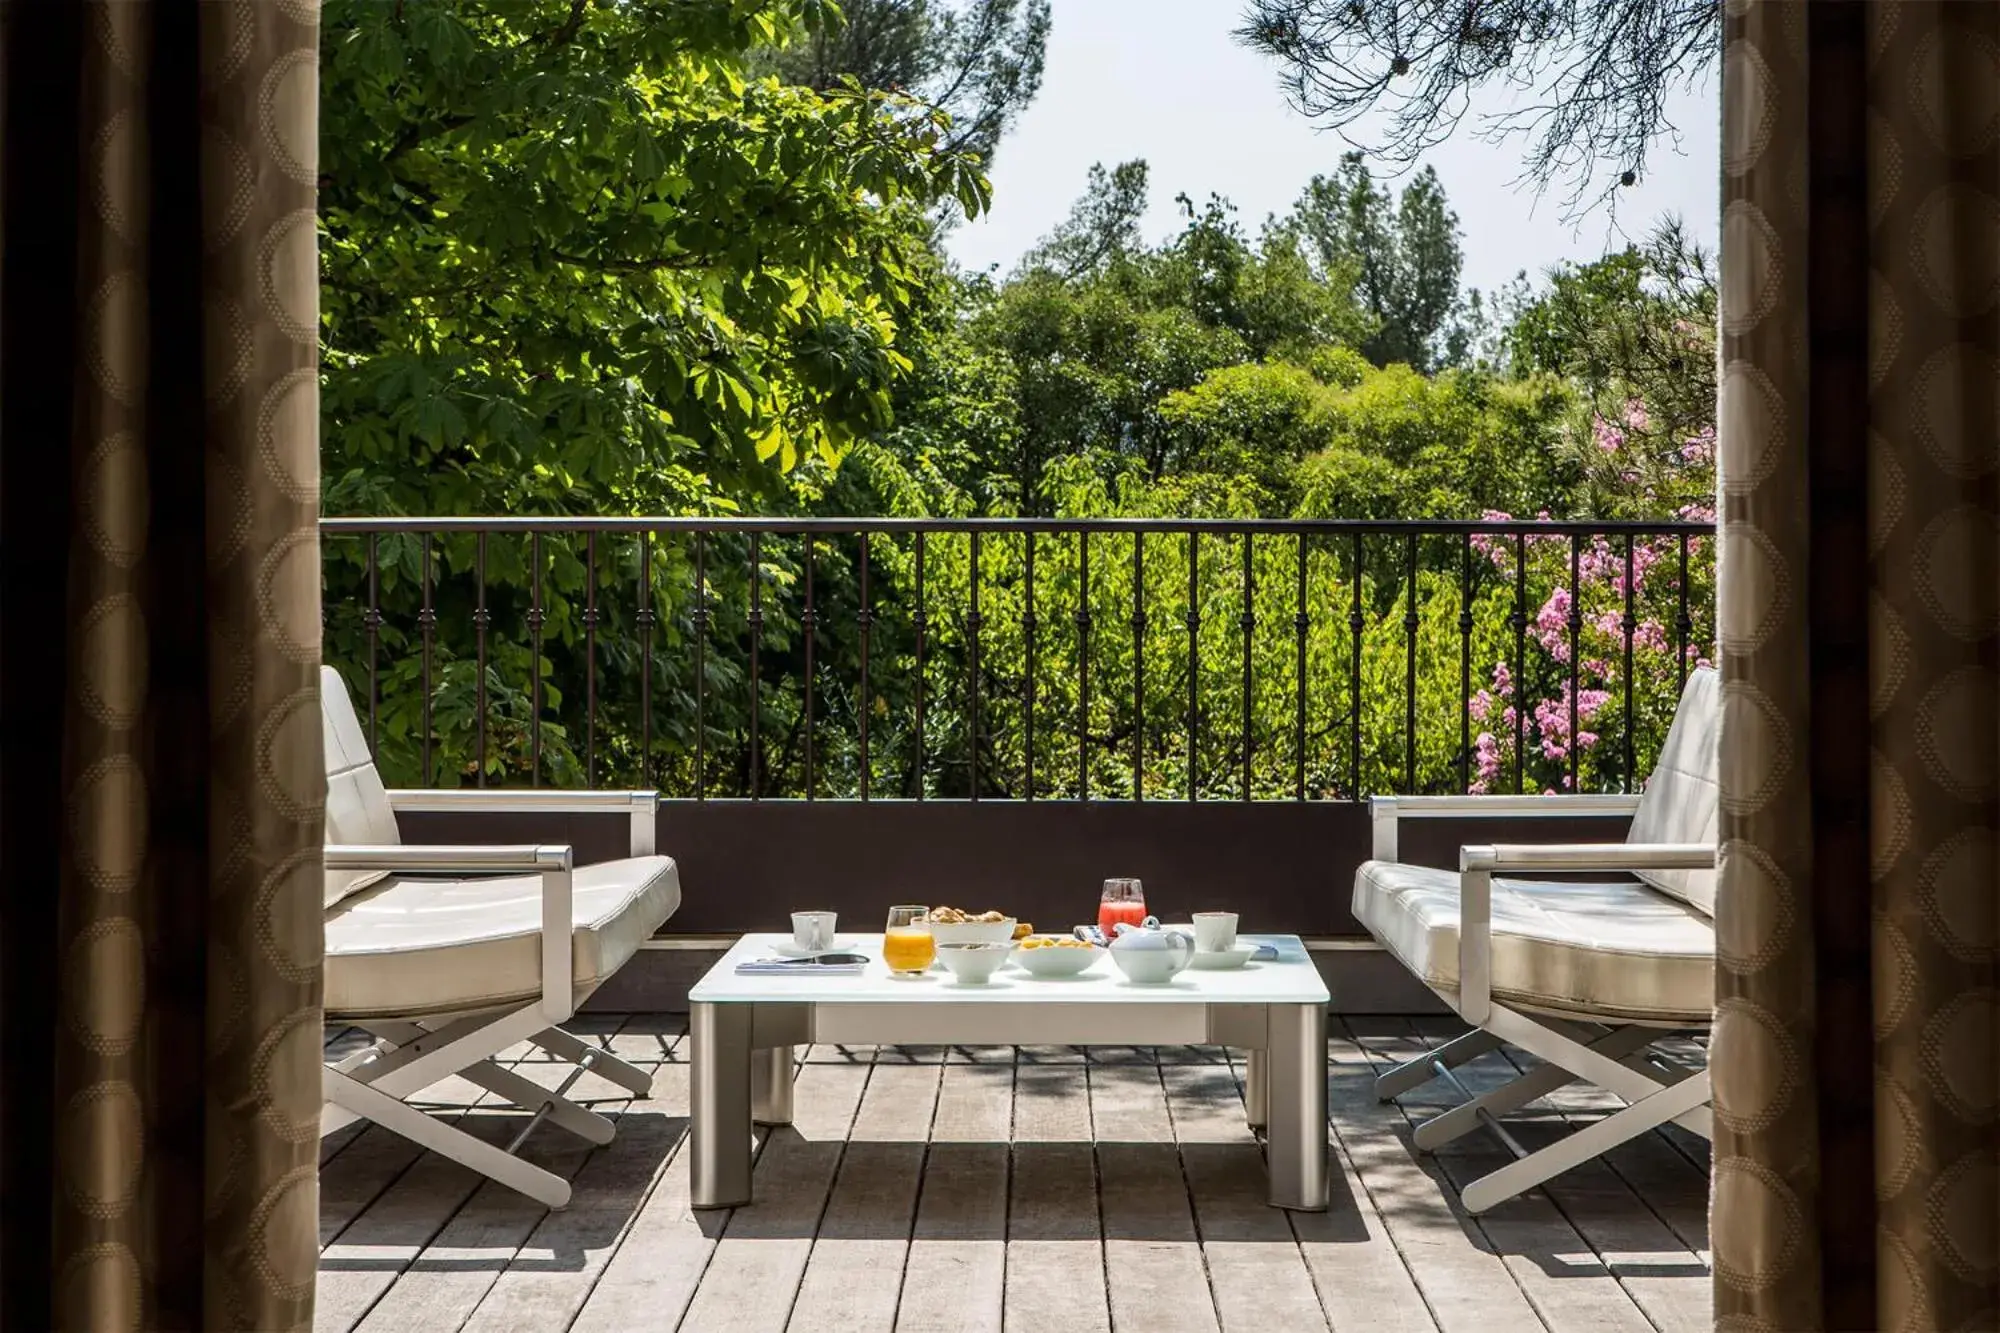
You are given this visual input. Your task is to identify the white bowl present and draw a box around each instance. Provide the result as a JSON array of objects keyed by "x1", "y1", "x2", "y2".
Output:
[
  {"x1": 924, "y1": 917, "x2": 1017, "y2": 946},
  {"x1": 937, "y1": 941, "x2": 1012, "y2": 984},
  {"x1": 1012, "y1": 940, "x2": 1103, "y2": 979}
]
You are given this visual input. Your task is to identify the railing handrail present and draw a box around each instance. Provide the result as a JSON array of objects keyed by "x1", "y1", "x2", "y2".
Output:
[{"x1": 321, "y1": 515, "x2": 1713, "y2": 536}]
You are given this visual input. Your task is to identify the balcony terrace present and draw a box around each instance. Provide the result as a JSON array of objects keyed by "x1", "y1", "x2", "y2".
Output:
[{"x1": 316, "y1": 515, "x2": 1713, "y2": 1332}]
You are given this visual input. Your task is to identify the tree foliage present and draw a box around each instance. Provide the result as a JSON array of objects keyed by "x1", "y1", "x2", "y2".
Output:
[
  {"x1": 1236, "y1": 0, "x2": 1720, "y2": 215},
  {"x1": 319, "y1": 0, "x2": 990, "y2": 522},
  {"x1": 770, "y1": 0, "x2": 1052, "y2": 165},
  {"x1": 1277, "y1": 153, "x2": 1467, "y2": 371}
]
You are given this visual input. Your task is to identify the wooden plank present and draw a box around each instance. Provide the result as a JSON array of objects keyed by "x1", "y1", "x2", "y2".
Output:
[
  {"x1": 1416, "y1": 1031, "x2": 1706, "y2": 1331},
  {"x1": 1354, "y1": 1023, "x2": 1648, "y2": 1333},
  {"x1": 1161, "y1": 1064, "x2": 1328, "y2": 1333},
  {"x1": 895, "y1": 1063, "x2": 1011, "y2": 1333},
  {"x1": 1093, "y1": 1064, "x2": 1220, "y2": 1333},
  {"x1": 566, "y1": 1054, "x2": 770, "y2": 1333},
  {"x1": 1506, "y1": 1043, "x2": 1713, "y2": 1262},
  {"x1": 319, "y1": 1065, "x2": 517, "y2": 1250},
  {"x1": 351, "y1": 1101, "x2": 612, "y2": 1331},
  {"x1": 1253, "y1": 1045, "x2": 1435, "y2": 1333},
  {"x1": 1086, "y1": 1063, "x2": 1175, "y2": 1144},
  {"x1": 1005, "y1": 1139, "x2": 1109, "y2": 1333},
  {"x1": 1011, "y1": 1063, "x2": 1091, "y2": 1142},
  {"x1": 676, "y1": 1061, "x2": 871, "y2": 1333},
  {"x1": 789, "y1": 1058, "x2": 932, "y2": 1333},
  {"x1": 457, "y1": 1042, "x2": 682, "y2": 1333},
  {"x1": 1323, "y1": 1026, "x2": 1541, "y2": 1333}
]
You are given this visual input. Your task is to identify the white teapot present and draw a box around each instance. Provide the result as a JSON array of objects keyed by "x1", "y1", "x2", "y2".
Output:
[{"x1": 1107, "y1": 921, "x2": 1194, "y2": 984}]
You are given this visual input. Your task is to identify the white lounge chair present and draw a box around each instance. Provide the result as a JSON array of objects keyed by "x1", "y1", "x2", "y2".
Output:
[
  {"x1": 1353, "y1": 667, "x2": 1718, "y2": 1213},
  {"x1": 319, "y1": 666, "x2": 681, "y2": 1208}
]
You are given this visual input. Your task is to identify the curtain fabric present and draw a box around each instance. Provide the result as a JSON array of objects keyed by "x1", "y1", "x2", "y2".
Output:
[
  {"x1": 1712, "y1": 1, "x2": 2000, "y2": 1328},
  {"x1": 0, "y1": 2, "x2": 325, "y2": 1329}
]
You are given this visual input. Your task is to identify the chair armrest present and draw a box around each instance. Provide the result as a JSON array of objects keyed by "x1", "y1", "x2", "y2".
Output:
[
  {"x1": 386, "y1": 788, "x2": 659, "y2": 857},
  {"x1": 1462, "y1": 842, "x2": 1717, "y2": 874},
  {"x1": 1369, "y1": 793, "x2": 1642, "y2": 861},
  {"x1": 323, "y1": 843, "x2": 578, "y2": 1021},
  {"x1": 1452, "y1": 841, "x2": 1717, "y2": 1025},
  {"x1": 324, "y1": 843, "x2": 572, "y2": 874}
]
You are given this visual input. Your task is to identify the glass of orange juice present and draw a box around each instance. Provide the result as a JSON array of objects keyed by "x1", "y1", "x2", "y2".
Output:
[{"x1": 883, "y1": 905, "x2": 936, "y2": 976}]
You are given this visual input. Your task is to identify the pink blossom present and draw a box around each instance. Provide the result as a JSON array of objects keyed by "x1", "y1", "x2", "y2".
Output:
[
  {"x1": 1679, "y1": 426, "x2": 1715, "y2": 466},
  {"x1": 1677, "y1": 499, "x2": 1716, "y2": 523},
  {"x1": 1624, "y1": 397, "x2": 1651, "y2": 433},
  {"x1": 1592, "y1": 414, "x2": 1625, "y2": 454}
]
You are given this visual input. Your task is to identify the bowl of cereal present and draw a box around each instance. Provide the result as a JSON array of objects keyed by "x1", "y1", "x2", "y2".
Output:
[
  {"x1": 1011, "y1": 935, "x2": 1104, "y2": 979},
  {"x1": 921, "y1": 907, "x2": 1018, "y2": 946}
]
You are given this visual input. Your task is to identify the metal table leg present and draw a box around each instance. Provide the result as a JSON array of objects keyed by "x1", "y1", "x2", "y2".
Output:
[
  {"x1": 1244, "y1": 1049, "x2": 1268, "y2": 1130},
  {"x1": 1264, "y1": 1003, "x2": 1328, "y2": 1210},
  {"x1": 691, "y1": 1002, "x2": 753, "y2": 1209},
  {"x1": 751, "y1": 1044, "x2": 794, "y2": 1125}
]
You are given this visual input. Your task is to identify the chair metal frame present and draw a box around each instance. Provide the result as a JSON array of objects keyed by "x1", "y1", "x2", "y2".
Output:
[
  {"x1": 1366, "y1": 794, "x2": 1715, "y2": 1214},
  {"x1": 321, "y1": 788, "x2": 661, "y2": 1210}
]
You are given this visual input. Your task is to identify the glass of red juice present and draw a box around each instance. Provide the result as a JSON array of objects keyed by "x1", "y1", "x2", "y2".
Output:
[{"x1": 1098, "y1": 877, "x2": 1148, "y2": 937}]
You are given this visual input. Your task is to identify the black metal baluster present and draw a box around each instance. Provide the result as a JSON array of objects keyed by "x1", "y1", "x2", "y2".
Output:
[
  {"x1": 1567, "y1": 535, "x2": 1581, "y2": 793},
  {"x1": 1186, "y1": 531, "x2": 1199, "y2": 801},
  {"x1": 638, "y1": 532, "x2": 653, "y2": 787},
  {"x1": 1024, "y1": 533, "x2": 1036, "y2": 801},
  {"x1": 365, "y1": 534, "x2": 380, "y2": 754},
  {"x1": 1459, "y1": 534, "x2": 1473, "y2": 793},
  {"x1": 749, "y1": 531, "x2": 762, "y2": 801},
  {"x1": 968, "y1": 531, "x2": 982, "y2": 801},
  {"x1": 1512, "y1": 533, "x2": 1527, "y2": 794},
  {"x1": 1676, "y1": 534, "x2": 1691, "y2": 696},
  {"x1": 1294, "y1": 533, "x2": 1308, "y2": 801},
  {"x1": 1132, "y1": 533, "x2": 1145, "y2": 800},
  {"x1": 474, "y1": 532, "x2": 489, "y2": 786},
  {"x1": 1348, "y1": 534, "x2": 1363, "y2": 800},
  {"x1": 529, "y1": 532, "x2": 544, "y2": 783},
  {"x1": 692, "y1": 532, "x2": 705, "y2": 799},
  {"x1": 804, "y1": 533, "x2": 816, "y2": 802},
  {"x1": 419, "y1": 533, "x2": 434, "y2": 785},
  {"x1": 1241, "y1": 534, "x2": 1255, "y2": 802},
  {"x1": 1404, "y1": 533, "x2": 1418, "y2": 795},
  {"x1": 1623, "y1": 535, "x2": 1637, "y2": 792},
  {"x1": 584, "y1": 533, "x2": 598, "y2": 786},
  {"x1": 858, "y1": 535, "x2": 871, "y2": 801},
  {"x1": 914, "y1": 531, "x2": 927, "y2": 800},
  {"x1": 1076, "y1": 530, "x2": 1091, "y2": 801}
]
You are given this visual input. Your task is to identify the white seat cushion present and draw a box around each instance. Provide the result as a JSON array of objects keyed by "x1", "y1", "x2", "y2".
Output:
[
  {"x1": 1353, "y1": 860, "x2": 1714, "y2": 1022},
  {"x1": 324, "y1": 855, "x2": 681, "y2": 1019},
  {"x1": 1624, "y1": 667, "x2": 1720, "y2": 915},
  {"x1": 321, "y1": 665, "x2": 402, "y2": 908}
]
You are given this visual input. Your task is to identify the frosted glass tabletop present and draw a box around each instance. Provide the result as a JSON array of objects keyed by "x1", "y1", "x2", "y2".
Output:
[{"x1": 689, "y1": 933, "x2": 1329, "y2": 1006}]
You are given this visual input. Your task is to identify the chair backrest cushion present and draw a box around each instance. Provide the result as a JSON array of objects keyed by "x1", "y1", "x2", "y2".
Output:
[
  {"x1": 1624, "y1": 666, "x2": 1720, "y2": 916},
  {"x1": 322, "y1": 665, "x2": 401, "y2": 908}
]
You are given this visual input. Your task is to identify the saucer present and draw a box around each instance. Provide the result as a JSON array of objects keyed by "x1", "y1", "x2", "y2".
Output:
[
  {"x1": 1188, "y1": 946, "x2": 1255, "y2": 970},
  {"x1": 770, "y1": 937, "x2": 859, "y2": 959}
]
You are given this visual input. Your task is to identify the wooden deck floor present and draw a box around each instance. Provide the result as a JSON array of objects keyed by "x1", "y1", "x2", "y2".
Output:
[{"x1": 318, "y1": 1016, "x2": 1711, "y2": 1333}]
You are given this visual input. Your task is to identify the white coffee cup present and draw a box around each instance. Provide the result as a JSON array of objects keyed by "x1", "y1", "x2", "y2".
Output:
[
  {"x1": 791, "y1": 910, "x2": 838, "y2": 952},
  {"x1": 1192, "y1": 911, "x2": 1238, "y2": 952}
]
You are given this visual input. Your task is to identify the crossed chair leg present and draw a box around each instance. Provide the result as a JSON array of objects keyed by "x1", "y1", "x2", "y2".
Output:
[
  {"x1": 322, "y1": 1013, "x2": 658, "y2": 1210},
  {"x1": 1373, "y1": 1011, "x2": 1711, "y2": 1215}
]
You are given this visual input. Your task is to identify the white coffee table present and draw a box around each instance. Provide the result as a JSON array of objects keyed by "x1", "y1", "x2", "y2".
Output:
[{"x1": 687, "y1": 933, "x2": 1330, "y2": 1211}]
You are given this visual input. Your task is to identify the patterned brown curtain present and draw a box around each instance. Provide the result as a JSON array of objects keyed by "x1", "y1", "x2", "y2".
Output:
[
  {"x1": 0, "y1": 2, "x2": 325, "y2": 1329},
  {"x1": 1712, "y1": 0, "x2": 2000, "y2": 1328}
]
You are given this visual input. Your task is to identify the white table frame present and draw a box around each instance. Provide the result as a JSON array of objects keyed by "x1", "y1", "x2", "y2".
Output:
[{"x1": 688, "y1": 934, "x2": 1328, "y2": 1212}]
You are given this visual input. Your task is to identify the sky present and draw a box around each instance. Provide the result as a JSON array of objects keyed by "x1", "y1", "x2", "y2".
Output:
[{"x1": 944, "y1": 0, "x2": 1721, "y2": 297}]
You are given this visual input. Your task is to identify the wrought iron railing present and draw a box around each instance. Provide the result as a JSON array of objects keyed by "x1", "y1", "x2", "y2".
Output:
[{"x1": 320, "y1": 517, "x2": 1714, "y2": 801}]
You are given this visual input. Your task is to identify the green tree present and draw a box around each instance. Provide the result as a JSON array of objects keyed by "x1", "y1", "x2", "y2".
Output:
[
  {"x1": 319, "y1": 0, "x2": 990, "y2": 521},
  {"x1": 318, "y1": 0, "x2": 990, "y2": 786},
  {"x1": 772, "y1": 0, "x2": 1052, "y2": 164},
  {"x1": 1279, "y1": 154, "x2": 1466, "y2": 371},
  {"x1": 1505, "y1": 219, "x2": 1716, "y2": 517}
]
